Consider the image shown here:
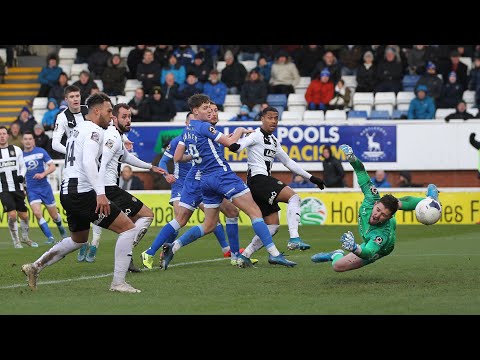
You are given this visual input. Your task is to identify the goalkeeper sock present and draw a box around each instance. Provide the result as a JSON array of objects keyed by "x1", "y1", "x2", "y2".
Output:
[
  {"x1": 331, "y1": 252, "x2": 344, "y2": 266},
  {"x1": 399, "y1": 196, "x2": 423, "y2": 211}
]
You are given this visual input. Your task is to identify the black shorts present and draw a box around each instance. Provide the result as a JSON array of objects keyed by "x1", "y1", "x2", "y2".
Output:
[
  {"x1": 105, "y1": 185, "x2": 143, "y2": 218},
  {"x1": 60, "y1": 190, "x2": 123, "y2": 232},
  {"x1": 0, "y1": 191, "x2": 28, "y2": 213},
  {"x1": 247, "y1": 174, "x2": 287, "y2": 217}
]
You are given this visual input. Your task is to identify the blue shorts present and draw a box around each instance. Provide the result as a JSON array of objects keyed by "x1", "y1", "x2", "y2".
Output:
[
  {"x1": 179, "y1": 176, "x2": 203, "y2": 211},
  {"x1": 200, "y1": 171, "x2": 250, "y2": 208},
  {"x1": 169, "y1": 177, "x2": 185, "y2": 205},
  {"x1": 27, "y1": 183, "x2": 56, "y2": 206}
]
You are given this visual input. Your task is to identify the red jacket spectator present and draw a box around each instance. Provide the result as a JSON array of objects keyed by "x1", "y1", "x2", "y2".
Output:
[{"x1": 305, "y1": 70, "x2": 334, "y2": 107}]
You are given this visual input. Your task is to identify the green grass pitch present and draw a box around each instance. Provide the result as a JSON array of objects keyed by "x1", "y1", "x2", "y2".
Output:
[{"x1": 0, "y1": 225, "x2": 479, "y2": 315}]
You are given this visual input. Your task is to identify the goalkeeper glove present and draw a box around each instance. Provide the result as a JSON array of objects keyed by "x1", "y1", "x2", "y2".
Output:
[
  {"x1": 340, "y1": 231, "x2": 358, "y2": 252},
  {"x1": 310, "y1": 175, "x2": 325, "y2": 190},
  {"x1": 339, "y1": 144, "x2": 356, "y2": 162}
]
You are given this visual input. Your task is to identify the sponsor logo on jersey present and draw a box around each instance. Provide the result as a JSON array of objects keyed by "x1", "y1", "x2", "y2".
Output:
[
  {"x1": 268, "y1": 191, "x2": 277, "y2": 205},
  {"x1": 0, "y1": 160, "x2": 16, "y2": 168},
  {"x1": 374, "y1": 236, "x2": 383, "y2": 245},
  {"x1": 370, "y1": 185, "x2": 378, "y2": 195},
  {"x1": 264, "y1": 149, "x2": 276, "y2": 158},
  {"x1": 91, "y1": 132, "x2": 100, "y2": 143},
  {"x1": 105, "y1": 139, "x2": 114, "y2": 149},
  {"x1": 208, "y1": 126, "x2": 216, "y2": 134}
]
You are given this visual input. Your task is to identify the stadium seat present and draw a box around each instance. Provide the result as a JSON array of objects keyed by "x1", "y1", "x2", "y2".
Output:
[
  {"x1": 342, "y1": 75, "x2": 357, "y2": 89},
  {"x1": 70, "y1": 63, "x2": 89, "y2": 77},
  {"x1": 109, "y1": 96, "x2": 117, "y2": 105},
  {"x1": 240, "y1": 60, "x2": 257, "y2": 72},
  {"x1": 173, "y1": 111, "x2": 189, "y2": 122},
  {"x1": 32, "y1": 97, "x2": 48, "y2": 110},
  {"x1": 60, "y1": 64, "x2": 71, "y2": 78},
  {"x1": 280, "y1": 111, "x2": 303, "y2": 121},
  {"x1": 368, "y1": 110, "x2": 391, "y2": 120},
  {"x1": 302, "y1": 110, "x2": 324, "y2": 121},
  {"x1": 116, "y1": 95, "x2": 130, "y2": 104},
  {"x1": 33, "y1": 109, "x2": 47, "y2": 121},
  {"x1": 353, "y1": 92, "x2": 374, "y2": 106},
  {"x1": 295, "y1": 76, "x2": 311, "y2": 94},
  {"x1": 273, "y1": 105, "x2": 285, "y2": 119},
  {"x1": 459, "y1": 57, "x2": 472, "y2": 73},
  {"x1": 217, "y1": 111, "x2": 238, "y2": 121},
  {"x1": 294, "y1": 87, "x2": 307, "y2": 95},
  {"x1": 375, "y1": 104, "x2": 394, "y2": 114},
  {"x1": 125, "y1": 90, "x2": 135, "y2": 99},
  {"x1": 287, "y1": 93, "x2": 307, "y2": 113},
  {"x1": 435, "y1": 108, "x2": 456, "y2": 120},
  {"x1": 0, "y1": 48, "x2": 6, "y2": 61},
  {"x1": 402, "y1": 75, "x2": 419, "y2": 91},
  {"x1": 59, "y1": 48, "x2": 77, "y2": 62},
  {"x1": 392, "y1": 110, "x2": 408, "y2": 119},
  {"x1": 463, "y1": 90, "x2": 476, "y2": 107},
  {"x1": 223, "y1": 94, "x2": 241, "y2": 114},
  {"x1": 223, "y1": 105, "x2": 241, "y2": 114},
  {"x1": 353, "y1": 104, "x2": 372, "y2": 114},
  {"x1": 266, "y1": 94, "x2": 288, "y2": 108},
  {"x1": 325, "y1": 110, "x2": 347, "y2": 121},
  {"x1": 124, "y1": 79, "x2": 142, "y2": 93},
  {"x1": 107, "y1": 46, "x2": 120, "y2": 55},
  {"x1": 120, "y1": 46, "x2": 135, "y2": 60},
  {"x1": 94, "y1": 79, "x2": 103, "y2": 91},
  {"x1": 374, "y1": 92, "x2": 396, "y2": 106},
  {"x1": 216, "y1": 61, "x2": 226, "y2": 73},
  {"x1": 396, "y1": 91, "x2": 415, "y2": 110},
  {"x1": 468, "y1": 108, "x2": 479, "y2": 117},
  {"x1": 347, "y1": 110, "x2": 368, "y2": 120}
]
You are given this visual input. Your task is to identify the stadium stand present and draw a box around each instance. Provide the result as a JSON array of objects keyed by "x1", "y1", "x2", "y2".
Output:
[{"x1": 302, "y1": 110, "x2": 324, "y2": 121}]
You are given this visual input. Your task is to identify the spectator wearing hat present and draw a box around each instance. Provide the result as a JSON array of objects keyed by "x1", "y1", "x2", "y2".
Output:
[
  {"x1": 438, "y1": 71, "x2": 464, "y2": 109},
  {"x1": 41, "y1": 98, "x2": 60, "y2": 131},
  {"x1": 269, "y1": 51, "x2": 300, "y2": 95},
  {"x1": 144, "y1": 87, "x2": 176, "y2": 122},
  {"x1": 254, "y1": 55, "x2": 272, "y2": 83},
  {"x1": 355, "y1": 51, "x2": 377, "y2": 92},
  {"x1": 416, "y1": 61, "x2": 444, "y2": 106},
  {"x1": 186, "y1": 52, "x2": 211, "y2": 84},
  {"x1": 445, "y1": 101, "x2": 475, "y2": 122},
  {"x1": 13, "y1": 107, "x2": 37, "y2": 134},
  {"x1": 221, "y1": 50, "x2": 247, "y2": 94},
  {"x1": 37, "y1": 53, "x2": 63, "y2": 97},
  {"x1": 203, "y1": 70, "x2": 227, "y2": 111},
  {"x1": 311, "y1": 50, "x2": 341, "y2": 85},
  {"x1": 230, "y1": 105, "x2": 255, "y2": 121},
  {"x1": 441, "y1": 50, "x2": 469, "y2": 90},
  {"x1": 374, "y1": 46, "x2": 403, "y2": 93},
  {"x1": 468, "y1": 55, "x2": 480, "y2": 108},
  {"x1": 305, "y1": 68, "x2": 334, "y2": 111},
  {"x1": 240, "y1": 69, "x2": 268, "y2": 113},
  {"x1": 407, "y1": 84, "x2": 435, "y2": 119},
  {"x1": 33, "y1": 123, "x2": 52, "y2": 154}
]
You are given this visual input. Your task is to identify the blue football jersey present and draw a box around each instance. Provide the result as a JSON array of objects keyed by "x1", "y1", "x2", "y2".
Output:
[
  {"x1": 163, "y1": 135, "x2": 192, "y2": 180},
  {"x1": 23, "y1": 147, "x2": 53, "y2": 188}
]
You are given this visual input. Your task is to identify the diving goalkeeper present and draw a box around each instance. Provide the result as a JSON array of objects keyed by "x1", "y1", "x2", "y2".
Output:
[{"x1": 311, "y1": 144, "x2": 439, "y2": 271}]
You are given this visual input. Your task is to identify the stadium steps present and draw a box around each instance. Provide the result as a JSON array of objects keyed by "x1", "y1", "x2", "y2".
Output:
[{"x1": 0, "y1": 66, "x2": 41, "y2": 124}]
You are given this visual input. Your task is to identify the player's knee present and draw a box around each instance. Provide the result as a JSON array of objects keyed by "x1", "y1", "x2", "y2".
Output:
[
  {"x1": 332, "y1": 262, "x2": 348, "y2": 272},
  {"x1": 143, "y1": 207, "x2": 154, "y2": 218},
  {"x1": 223, "y1": 206, "x2": 239, "y2": 218},
  {"x1": 32, "y1": 210, "x2": 42, "y2": 219}
]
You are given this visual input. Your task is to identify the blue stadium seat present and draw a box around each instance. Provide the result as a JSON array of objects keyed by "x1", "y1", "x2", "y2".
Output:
[
  {"x1": 273, "y1": 105, "x2": 285, "y2": 119},
  {"x1": 392, "y1": 110, "x2": 408, "y2": 119},
  {"x1": 368, "y1": 110, "x2": 391, "y2": 120},
  {"x1": 402, "y1": 75, "x2": 420, "y2": 92},
  {"x1": 267, "y1": 94, "x2": 288, "y2": 108},
  {"x1": 348, "y1": 110, "x2": 368, "y2": 119}
]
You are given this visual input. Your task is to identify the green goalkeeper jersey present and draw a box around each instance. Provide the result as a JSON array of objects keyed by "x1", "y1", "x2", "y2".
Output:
[{"x1": 351, "y1": 158, "x2": 396, "y2": 260}]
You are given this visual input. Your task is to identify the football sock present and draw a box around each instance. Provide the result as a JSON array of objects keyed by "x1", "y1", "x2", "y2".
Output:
[
  {"x1": 252, "y1": 218, "x2": 280, "y2": 257},
  {"x1": 286, "y1": 194, "x2": 301, "y2": 238},
  {"x1": 226, "y1": 217, "x2": 239, "y2": 256},
  {"x1": 113, "y1": 227, "x2": 137, "y2": 284},
  {"x1": 8, "y1": 217, "x2": 20, "y2": 244},
  {"x1": 133, "y1": 216, "x2": 153, "y2": 247},
  {"x1": 398, "y1": 196, "x2": 423, "y2": 211},
  {"x1": 34, "y1": 237, "x2": 83, "y2": 271},
  {"x1": 147, "y1": 219, "x2": 180, "y2": 256},
  {"x1": 243, "y1": 224, "x2": 279, "y2": 258},
  {"x1": 19, "y1": 218, "x2": 29, "y2": 240},
  {"x1": 91, "y1": 224, "x2": 102, "y2": 247},
  {"x1": 38, "y1": 218, "x2": 54, "y2": 239},
  {"x1": 213, "y1": 223, "x2": 228, "y2": 249},
  {"x1": 175, "y1": 225, "x2": 204, "y2": 250}
]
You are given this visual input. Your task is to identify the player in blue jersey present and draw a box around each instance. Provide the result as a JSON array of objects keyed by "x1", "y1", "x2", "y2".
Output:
[
  {"x1": 142, "y1": 106, "x2": 252, "y2": 268},
  {"x1": 22, "y1": 131, "x2": 67, "y2": 244},
  {"x1": 157, "y1": 94, "x2": 296, "y2": 269}
]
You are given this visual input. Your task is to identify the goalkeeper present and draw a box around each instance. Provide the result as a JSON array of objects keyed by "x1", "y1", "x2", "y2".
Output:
[{"x1": 311, "y1": 144, "x2": 439, "y2": 271}]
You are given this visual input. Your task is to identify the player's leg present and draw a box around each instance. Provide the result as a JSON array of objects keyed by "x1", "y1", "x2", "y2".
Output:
[
  {"x1": 1, "y1": 192, "x2": 22, "y2": 248},
  {"x1": 14, "y1": 191, "x2": 38, "y2": 247},
  {"x1": 41, "y1": 187, "x2": 67, "y2": 240},
  {"x1": 218, "y1": 199, "x2": 242, "y2": 260},
  {"x1": 275, "y1": 185, "x2": 311, "y2": 251},
  {"x1": 30, "y1": 201, "x2": 55, "y2": 244},
  {"x1": 125, "y1": 204, "x2": 154, "y2": 272},
  {"x1": 242, "y1": 212, "x2": 280, "y2": 258},
  {"x1": 199, "y1": 201, "x2": 230, "y2": 256}
]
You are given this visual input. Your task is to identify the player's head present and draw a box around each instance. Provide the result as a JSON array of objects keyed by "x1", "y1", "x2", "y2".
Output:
[
  {"x1": 369, "y1": 194, "x2": 399, "y2": 225},
  {"x1": 0, "y1": 126, "x2": 8, "y2": 147},
  {"x1": 112, "y1": 103, "x2": 132, "y2": 134},
  {"x1": 86, "y1": 92, "x2": 113, "y2": 129},
  {"x1": 209, "y1": 101, "x2": 219, "y2": 126},
  {"x1": 185, "y1": 111, "x2": 194, "y2": 126},
  {"x1": 188, "y1": 94, "x2": 212, "y2": 121},
  {"x1": 260, "y1": 106, "x2": 279, "y2": 134},
  {"x1": 22, "y1": 131, "x2": 35, "y2": 151},
  {"x1": 64, "y1": 85, "x2": 81, "y2": 112}
]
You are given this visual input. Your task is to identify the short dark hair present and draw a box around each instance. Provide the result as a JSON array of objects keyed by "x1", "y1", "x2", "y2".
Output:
[
  {"x1": 379, "y1": 194, "x2": 399, "y2": 215},
  {"x1": 188, "y1": 94, "x2": 211, "y2": 111},
  {"x1": 86, "y1": 92, "x2": 111, "y2": 109},
  {"x1": 64, "y1": 85, "x2": 80, "y2": 97},
  {"x1": 113, "y1": 103, "x2": 130, "y2": 117},
  {"x1": 22, "y1": 131, "x2": 34, "y2": 137},
  {"x1": 0, "y1": 125, "x2": 8, "y2": 132},
  {"x1": 261, "y1": 106, "x2": 279, "y2": 116}
]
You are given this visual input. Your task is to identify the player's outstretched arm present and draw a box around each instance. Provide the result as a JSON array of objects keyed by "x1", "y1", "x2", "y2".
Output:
[
  {"x1": 339, "y1": 144, "x2": 370, "y2": 188},
  {"x1": 470, "y1": 133, "x2": 480, "y2": 150}
]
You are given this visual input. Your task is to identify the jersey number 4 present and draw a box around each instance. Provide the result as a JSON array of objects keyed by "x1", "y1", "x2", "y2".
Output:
[{"x1": 65, "y1": 142, "x2": 76, "y2": 167}]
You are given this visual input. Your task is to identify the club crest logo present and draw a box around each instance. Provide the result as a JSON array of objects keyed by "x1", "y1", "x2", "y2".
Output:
[
  {"x1": 300, "y1": 197, "x2": 327, "y2": 225},
  {"x1": 356, "y1": 126, "x2": 392, "y2": 161}
]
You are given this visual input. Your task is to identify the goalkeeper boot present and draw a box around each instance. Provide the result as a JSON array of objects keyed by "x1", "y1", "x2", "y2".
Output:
[
  {"x1": 140, "y1": 250, "x2": 154, "y2": 269},
  {"x1": 287, "y1": 237, "x2": 311, "y2": 251},
  {"x1": 311, "y1": 249, "x2": 344, "y2": 263},
  {"x1": 268, "y1": 252, "x2": 297, "y2": 267},
  {"x1": 77, "y1": 243, "x2": 88, "y2": 262},
  {"x1": 85, "y1": 245, "x2": 97, "y2": 263},
  {"x1": 161, "y1": 243, "x2": 175, "y2": 270},
  {"x1": 426, "y1": 184, "x2": 439, "y2": 201}
]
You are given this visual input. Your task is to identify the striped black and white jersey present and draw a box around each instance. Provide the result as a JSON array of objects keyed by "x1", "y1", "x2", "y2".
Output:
[
  {"x1": 52, "y1": 105, "x2": 89, "y2": 154},
  {"x1": 0, "y1": 145, "x2": 26, "y2": 192},
  {"x1": 60, "y1": 121, "x2": 105, "y2": 195},
  {"x1": 100, "y1": 125, "x2": 152, "y2": 186}
]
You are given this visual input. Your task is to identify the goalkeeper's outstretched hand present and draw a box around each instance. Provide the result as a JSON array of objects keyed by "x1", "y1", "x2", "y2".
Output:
[
  {"x1": 310, "y1": 175, "x2": 325, "y2": 190},
  {"x1": 339, "y1": 144, "x2": 356, "y2": 161},
  {"x1": 340, "y1": 231, "x2": 358, "y2": 252}
]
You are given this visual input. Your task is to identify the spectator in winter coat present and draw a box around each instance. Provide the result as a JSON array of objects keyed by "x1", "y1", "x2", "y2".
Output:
[
  {"x1": 374, "y1": 46, "x2": 403, "y2": 93},
  {"x1": 160, "y1": 73, "x2": 180, "y2": 102},
  {"x1": 441, "y1": 50, "x2": 469, "y2": 90},
  {"x1": 37, "y1": 53, "x2": 63, "y2": 97},
  {"x1": 173, "y1": 45, "x2": 196, "y2": 68},
  {"x1": 128, "y1": 87, "x2": 148, "y2": 122},
  {"x1": 295, "y1": 45, "x2": 324, "y2": 77},
  {"x1": 289, "y1": 174, "x2": 316, "y2": 189},
  {"x1": 137, "y1": 49, "x2": 162, "y2": 95},
  {"x1": 438, "y1": 71, "x2": 463, "y2": 109},
  {"x1": 338, "y1": 45, "x2": 365, "y2": 76},
  {"x1": 445, "y1": 101, "x2": 475, "y2": 122},
  {"x1": 203, "y1": 70, "x2": 227, "y2": 111},
  {"x1": 87, "y1": 45, "x2": 112, "y2": 79},
  {"x1": 468, "y1": 55, "x2": 480, "y2": 108},
  {"x1": 174, "y1": 73, "x2": 203, "y2": 112},
  {"x1": 33, "y1": 123, "x2": 51, "y2": 154},
  {"x1": 269, "y1": 51, "x2": 300, "y2": 95},
  {"x1": 254, "y1": 55, "x2": 272, "y2": 83},
  {"x1": 221, "y1": 50, "x2": 247, "y2": 94},
  {"x1": 41, "y1": 98, "x2": 60, "y2": 131},
  {"x1": 127, "y1": 45, "x2": 146, "y2": 79},
  {"x1": 305, "y1": 68, "x2": 334, "y2": 111},
  {"x1": 406, "y1": 45, "x2": 428, "y2": 75},
  {"x1": 13, "y1": 107, "x2": 37, "y2": 134},
  {"x1": 311, "y1": 50, "x2": 342, "y2": 85},
  {"x1": 101, "y1": 54, "x2": 127, "y2": 96},
  {"x1": 355, "y1": 51, "x2": 377, "y2": 92},
  {"x1": 370, "y1": 169, "x2": 391, "y2": 188},
  {"x1": 416, "y1": 61, "x2": 443, "y2": 106},
  {"x1": 48, "y1": 72, "x2": 69, "y2": 105},
  {"x1": 161, "y1": 53, "x2": 186, "y2": 86},
  {"x1": 321, "y1": 146, "x2": 345, "y2": 187},
  {"x1": 240, "y1": 69, "x2": 268, "y2": 113},
  {"x1": 72, "y1": 70, "x2": 96, "y2": 104},
  {"x1": 144, "y1": 87, "x2": 176, "y2": 122},
  {"x1": 186, "y1": 52, "x2": 211, "y2": 84},
  {"x1": 408, "y1": 84, "x2": 435, "y2": 119}
]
